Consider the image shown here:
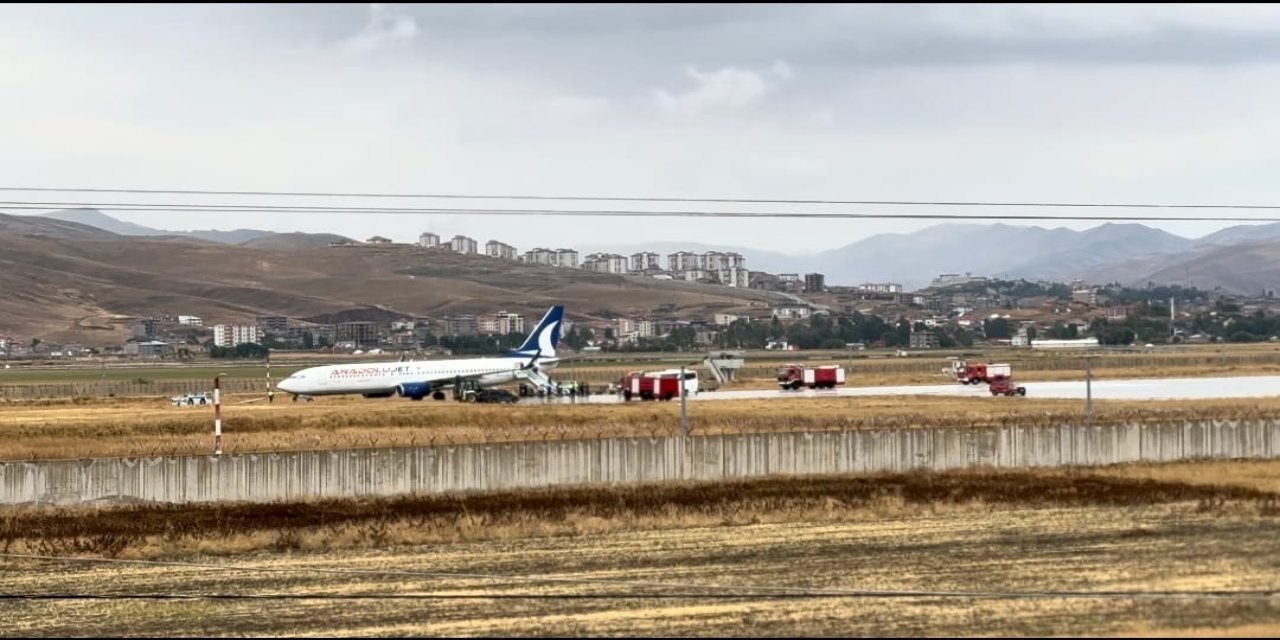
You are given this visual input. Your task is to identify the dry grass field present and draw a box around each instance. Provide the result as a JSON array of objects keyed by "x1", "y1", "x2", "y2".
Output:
[
  {"x1": 2, "y1": 393, "x2": 1278, "y2": 461},
  {"x1": 2, "y1": 463, "x2": 1280, "y2": 636}
]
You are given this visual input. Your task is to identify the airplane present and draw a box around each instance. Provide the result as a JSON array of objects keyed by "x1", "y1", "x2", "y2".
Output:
[{"x1": 276, "y1": 305, "x2": 564, "y2": 401}]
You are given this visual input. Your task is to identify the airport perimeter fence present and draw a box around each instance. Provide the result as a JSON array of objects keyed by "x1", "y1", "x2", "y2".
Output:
[{"x1": 2, "y1": 417, "x2": 1276, "y2": 505}]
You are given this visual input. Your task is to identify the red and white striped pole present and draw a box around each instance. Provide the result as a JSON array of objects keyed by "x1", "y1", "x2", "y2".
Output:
[{"x1": 213, "y1": 374, "x2": 223, "y2": 455}]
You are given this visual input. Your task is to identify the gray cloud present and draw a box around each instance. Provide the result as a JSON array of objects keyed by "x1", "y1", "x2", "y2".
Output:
[{"x1": 2, "y1": 4, "x2": 1280, "y2": 255}]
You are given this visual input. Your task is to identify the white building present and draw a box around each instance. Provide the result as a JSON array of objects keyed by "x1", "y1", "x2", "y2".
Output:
[
  {"x1": 449, "y1": 235, "x2": 478, "y2": 254},
  {"x1": 772, "y1": 306, "x2": 812, "y2": 319},
  {"x1": 668, "y1": 251, "x2": 703, "y2": 272},
  {"x1": 933, "y1": 273, "x2": 988, "y2": 287},
  {"x1": 859, "y1": 283, "x2": 903, "y2": 293},
  {"x1": 630, "y1": 252, "x2": 661, "y2": 272},
  {"x1": 213, "y1": 324, "x2": 261, "y2": 348},
  {"x1": 555, "y1": 249, "x2": 579, "y2": 269},
  {"x1": 1031, "y1": 338, "x2": 1100, "y2": 350},
  {"x1": 418, "y1": 232, "x2": 441, "y2": 248},
  {"x1": 485, "y1": 240, "x2": 518, "y2": 260},
  {"x1": 580, "y1": 253, "x2": 607, "y2": 272},
  {"x1": 582, "y1": 253, "x2": 631, "y2": 273},
  {"x1": 523, "y1": 248, "x2": 556, "y2": 265},
  {"x1": 495, "y1": 311, "x2": 524, "y2": 335},
  {"x1": 678, "y1": 269, "x2": 709, "y2": 283},
  {"x1": 177, "y1": 315, "x2": 203, "y2": 326}
]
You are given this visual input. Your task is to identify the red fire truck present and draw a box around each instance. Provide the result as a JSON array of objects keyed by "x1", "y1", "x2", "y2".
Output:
[
  {"x1": 945, "y1": 359, "x2": 1012, "y2": 385},
  {"x1": 777, "y1": 364, "x2": 846, "y2": 390},
  {"x1": 620, "y1": 371, "x2": 686, "y2": 401},
  {"x1": 988, "y1": 375, "x2": 1027, "y2": 397}
]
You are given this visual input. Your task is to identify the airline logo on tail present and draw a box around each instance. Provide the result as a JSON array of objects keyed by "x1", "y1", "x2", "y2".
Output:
[{"x1": 505, "y1": 305, "x2": 564, "y2": 360}]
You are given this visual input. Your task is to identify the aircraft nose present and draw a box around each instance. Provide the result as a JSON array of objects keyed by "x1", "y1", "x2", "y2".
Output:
[{"x1": 277, "y1": 378, "x2": 298, "y2": 394}]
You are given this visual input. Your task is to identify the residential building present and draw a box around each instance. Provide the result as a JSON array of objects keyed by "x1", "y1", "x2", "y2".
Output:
[
  {"x1": 668, "y1": 251, "x2": 702, "y2": 272},
  {"x1": 554, "y1": 249, "x2": 579, "y2": 268},
  {"x1": 860, "y1": 283, "x2": 903, "y2": 293},
  {"x1": 442, "y1": 315, "x2": 478, "y2": 336},
  {"x1": 522, "y1": 248, "x2": 556, "y2": 265},
  {"x1": 478, "y1": 316, "x2": 501, "y2": 335},
  {"x1": 778, "y1": 273, "x2": 800, "y2": 282},
  {"x1": 580, "y1": 253, "x2": 606, "y2": 272},
  {"x1": 772, "y1": 305, "x2": 812, "y2": 319},
  {"x1": 630, "y1": 252, "x2": 661, "y2": 272},
  {"x1": 678, "y1": 268, "x2": 709, "y2": 283},
  {"x1": 713, "y1": 313, "x2": 742, "y2": 326},
  {"x1": 177, "y1": 315, "x2": 203, "y2": 326},
  {"x1": 636, "y1": 319, "x2": 656, "y2": 338},
  {"x1": 335, "y1": 321, "x2": 377, "y2": 349},
  {"x1": 933, "y1": 273, "x2": 988, "y2": 288},
  {"x1": 1072, "y1": 288, "x2": 1099, "y2": 306},
  {"x1": 909, "y1": 332, "x2": 940, "y2": 349},
  {"x1": 804, "y1": 273, "x2": 826, "y2": 293},
  {"x1": 495, "y1": 311, "x2": 524, "y2": 335},
  {"x1": 213, "y1": 324, "x2": 262, "y2": 348},
  {"x1": 485, "y1": 240, "x2": 518, "y2": 260},
  {"x1": 418, "y1": 232, "x2": 441, "y2": 248},
  {"x1": 366, "y1": 236, "x2": 393, "y2": 244},
  {"x1": 256, "y1": 315, "x2": 288, "y2": 335},
  {"x1": 581, "y1": 252, "x2": 629, "y2": 274},
  {"x1": 449, "y1": 235, "x2": 479, "y2": 254},
  {"x1": 133, "y1": 317, "x2": 159, "y2": 339}
]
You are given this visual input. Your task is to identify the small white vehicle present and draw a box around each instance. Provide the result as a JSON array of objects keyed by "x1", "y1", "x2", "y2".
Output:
[{"x1": 170, "y1": 392, "x2": 212, "y2": 407}]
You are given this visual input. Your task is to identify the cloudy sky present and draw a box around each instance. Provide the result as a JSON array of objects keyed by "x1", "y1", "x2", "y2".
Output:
[{"x1": 4, "y1": 3, "x2": 1280, "y2": 254}]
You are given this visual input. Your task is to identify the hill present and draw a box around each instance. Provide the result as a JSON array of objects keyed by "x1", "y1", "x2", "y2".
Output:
[
  {"x1": 1195, "y1": 222, "x2": 1280, "y2": 247},
  {"x1": 40, "y1": 209, "x2": 277, "y2": 245},
  {"x1": 0, "y1": 233, "x2": 780, "y2": 346},
  {"x1": 0, "y1": 212, "x2": 120, "y2": 239},
  {"x1": 602, "y1": 223, "x2": 1198, "y2": 289},
  {"x1": 804, "y1": 223, "x2": 1192, "y2": 288},
  {"x1": 20, "y1": 209, "x2": 1280, "y2": 296},
  {"x1": 40, "y1": 208, "x2": 159, "y2": 236},
  {"x1": 239, "y1": 232, "x2": 357, "y2": 249}
]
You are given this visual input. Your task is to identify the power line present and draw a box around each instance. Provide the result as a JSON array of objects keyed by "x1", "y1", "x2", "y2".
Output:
[
  {"x1": 3, "y1": 201, "x2": 1280, "y2": 223},
  {"x1": 2, "y1": 186, "x2": 1280, "y2": 210}
]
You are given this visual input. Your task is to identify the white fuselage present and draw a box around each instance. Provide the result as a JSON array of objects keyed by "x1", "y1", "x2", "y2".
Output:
[{"x1": 277, "y1": 357, "x2": 559, "y2": 396}]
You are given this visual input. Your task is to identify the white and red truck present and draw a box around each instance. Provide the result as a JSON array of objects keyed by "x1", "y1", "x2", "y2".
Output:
[
  {"x1": 620, "y1": 371, "x2": 693, "y2": 401},
  {"x1": 946, "y1": 359, "x2": 1012, "y2": 385},
  {"x1": 777, "y1": 364, "x2": 846, "y2": 390}
]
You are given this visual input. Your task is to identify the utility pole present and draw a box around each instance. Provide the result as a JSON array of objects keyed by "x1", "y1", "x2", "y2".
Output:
[
  {"x1": 266, "y1": 349, "x2": 274, "y2": 404},
  {"x1": 1085, "y1": 356, "x2": 1093, "y2": 427},
  {"x1": 679, "y1": 363, "x2": 690, "y2": 438},
  {"x1": 214, "y1": 373, "x2": 226, "y2": 455}
]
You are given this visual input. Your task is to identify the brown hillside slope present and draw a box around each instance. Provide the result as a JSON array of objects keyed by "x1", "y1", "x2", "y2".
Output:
[{"x1": 0, "y1": 235, "x2": 779, "y2": 345}]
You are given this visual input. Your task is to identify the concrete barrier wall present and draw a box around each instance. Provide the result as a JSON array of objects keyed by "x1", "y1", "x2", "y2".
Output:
[{"x1": 2, "y1": 419, "x2": 1277, "y2": 506}]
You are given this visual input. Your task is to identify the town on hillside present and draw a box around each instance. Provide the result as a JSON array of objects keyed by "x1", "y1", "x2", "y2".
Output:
[{"x1": 3, "y1": 256, "x2": 1277, "y2": 362}]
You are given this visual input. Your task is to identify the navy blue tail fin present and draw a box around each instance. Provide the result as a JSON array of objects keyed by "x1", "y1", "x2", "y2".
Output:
[{"x1": 505, "y1": 305, "x2": 564, "y2": 360}]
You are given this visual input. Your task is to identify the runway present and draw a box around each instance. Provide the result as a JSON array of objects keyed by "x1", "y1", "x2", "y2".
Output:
[{"x1": 554, "y1": 375, "x2": 1280, "y2": 404}]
